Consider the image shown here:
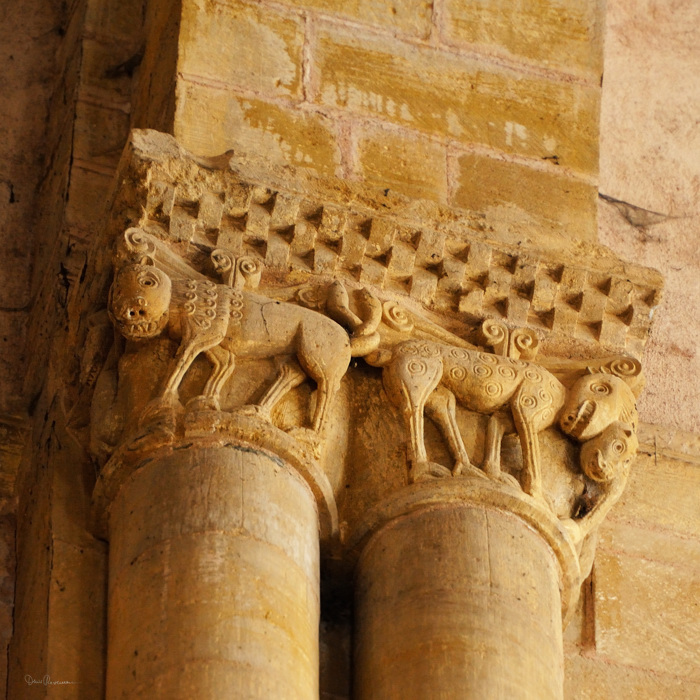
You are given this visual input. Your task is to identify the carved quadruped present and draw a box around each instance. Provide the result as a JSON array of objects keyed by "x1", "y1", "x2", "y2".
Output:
[{"x1": 81, "y1": 131, "x2": 663, "y2": 636}]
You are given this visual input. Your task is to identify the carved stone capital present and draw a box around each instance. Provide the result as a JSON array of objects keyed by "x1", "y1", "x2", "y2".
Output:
[{"x1": 78, "y1": 130, "x2": 661, "y2": 621}]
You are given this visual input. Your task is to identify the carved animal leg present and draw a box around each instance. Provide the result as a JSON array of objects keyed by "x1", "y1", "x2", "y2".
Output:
[
  {"x1": 140, "y1": 339, "x2": 214, "y2": 426},
  {"x1": 256, "y1": 360, "x2": 307, "y2": 422},
  {"x1": 162, "y1": 338, "x2": 214, "y2": 402},
  {"x1": 188, "y1": 346, "x2": 236, "y2": 412},
  {"x1": 383, "y1": 354, "x2": 448, "y2": 483},
  {"x1": 483, "y1": 413, "x2": 521, "y2": 489},
  {"x1": 425, "y1": 387, "x2": 484, "y2": 479},
  {"x1": 296, "y1": 329, "x2": 351, "y2": 434},
  {"x1": 512, "y1": 387, "x2": 545, "y2": 502}
]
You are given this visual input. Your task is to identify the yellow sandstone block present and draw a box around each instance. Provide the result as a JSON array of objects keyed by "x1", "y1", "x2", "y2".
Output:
[
  {"x1": 564, "y1": 654, "x2": 700, "y2": 700},
  {"x1": 593, "y1": 547, "x2": 700, "y2": 682},
  {"x1": 272, "y1": 0, "x2": 433, "y2": 39},
  {"x1": 175, "y1": 81, "x2": 341, "y2": 176},
  {"x1": 314, "y1": 27, "x2": 600, "y2": 173},
  {"x1": 179, "y1": 0, "x2": 305, "y2": 98},
  {"x1": 453, "y1": 153, "x2": 598, "y2": 242},
  {"x1": 355, "y1": 126, "x2": 447, "y2": 202},
  {"x1": 442, "y1": 0, "x2": 604, "y2": 81}
]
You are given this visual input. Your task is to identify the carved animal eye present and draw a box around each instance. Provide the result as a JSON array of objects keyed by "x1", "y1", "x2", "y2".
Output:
[
  {"x1": 138, "y1": 272, "x2": 159, "y2": 287},
  {"x1": 612, "y1": 440, "x2": 625, "y2": 454},
  {"x1": 591, "y1": 381, "x2": 610, "y2": 395}
]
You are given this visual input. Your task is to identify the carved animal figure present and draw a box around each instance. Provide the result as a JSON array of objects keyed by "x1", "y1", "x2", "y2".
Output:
[
  {"x1": 562, "y1": 420, "x2": 638, "y2": 545},
  {"x1": 368, "y1": 339, "x2": 637, "y2": 502},
  {"x1": 559, "y1": 373, "x2": 638, "y2": 442},
  {"x1": 579, "y1": 419, "x2": 637, "y2": 484},
  {"x1": 108, "y1": 257, "x2": 372, "y2": 435}
]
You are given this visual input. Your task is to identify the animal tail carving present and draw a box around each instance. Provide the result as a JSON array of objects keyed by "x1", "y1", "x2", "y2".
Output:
[{"x1": 327, "y1": 281, "x2": 382, "y2": 357}]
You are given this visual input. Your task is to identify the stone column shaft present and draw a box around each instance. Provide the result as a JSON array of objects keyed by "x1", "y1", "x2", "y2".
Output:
[
  {"x1": 354, "y1": 486, "x2": 572, "y2": 700},
  {"x1": 106, "y1": 444, "x2": 320, "y2": 699}
]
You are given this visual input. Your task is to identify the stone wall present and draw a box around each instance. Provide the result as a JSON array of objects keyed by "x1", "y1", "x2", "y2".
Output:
[
  {"x1": 162, "y1": 0, "x2": 603, "y2": 244},
  {"x1": 0, "y1": 0, "x2": 698, "y2": 698}
]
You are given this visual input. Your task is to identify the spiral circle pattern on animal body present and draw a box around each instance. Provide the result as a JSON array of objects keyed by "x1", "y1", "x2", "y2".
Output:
[
  {"x1": 498, "y1": 365, "x2": 517, "y2": 379},
  {"x1": 485, "y1": 382, "x2": 502, "y2": 397},
  {"x1": 407, "y1": 359, "x2": 428, "y2": 376},
  {"x1": 520, "y1": 395, "x2": 537, "y2": 408},
  {"x1": 450, "y1": 366, "x2": 468, "y2": 381}
]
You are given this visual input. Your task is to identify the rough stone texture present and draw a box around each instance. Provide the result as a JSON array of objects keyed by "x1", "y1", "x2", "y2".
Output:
[
  {"x1": 0, "y1": 0, "x2": 698, "y2": 699},
  {"x1": 107, "y1": 445, "x2": 320, "y2": 699},
  {"x1": 313, "y1": 25, "x2": 599, "y2": 174},
  {"x1": 179, "y1": 0, "x2": 305, "y2": 99},
  {"x1": 598, "y1": 0, "x2": 700, "y2": 433},
  {"x1": 563, "y1": 426, "x2": 700, "y2": 697},
  {"x1": 355, "y1": 124, "x2": 448, "y2": 203},
  {"x1": 355, "y1": 503, "x2": 564, "y2": 699},
  {"x1": 454, "y1": 152, "x2": 598, "y2": 243},
  {"x1": 0, "y1": 0, "x2": 71, "y2": 412},
  {"x1": 176, "y1": 82, "x2": 342, "y2": 174},
  {"x1": 441, "y1": 0, "x2": 604, "y2": 81}
]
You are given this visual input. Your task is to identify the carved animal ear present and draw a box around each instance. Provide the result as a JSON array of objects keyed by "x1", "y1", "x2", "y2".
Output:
[{"x1": 613, "y1": 422, "x2": 635, "y2": 440}]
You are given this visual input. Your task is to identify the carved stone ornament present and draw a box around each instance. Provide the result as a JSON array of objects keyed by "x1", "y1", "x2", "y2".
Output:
[{"x1": 78, "y1": 130, "x2": 662, "y2": 621}]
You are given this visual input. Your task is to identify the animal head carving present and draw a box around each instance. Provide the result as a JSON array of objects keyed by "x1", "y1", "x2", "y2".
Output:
[
  {"x1": 560, "y1": 373, "x2": 637, "y2": 441},
  {"x1": 580, "y1": 421, "x2": 638, "y2": 482},
  {"x1": 108, "y1": 262, "x2": 172, "y2": 341}
]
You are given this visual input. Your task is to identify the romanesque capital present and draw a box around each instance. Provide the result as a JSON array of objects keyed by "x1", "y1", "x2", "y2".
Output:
[{"x1": 76, "y1": 129, "x2": 663, "y2": 614}]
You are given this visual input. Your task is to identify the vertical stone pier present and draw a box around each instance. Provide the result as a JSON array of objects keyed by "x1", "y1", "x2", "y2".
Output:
[
  {"x1": 352, "y1": 481, "x2": 579, "y2": 700},
  {"x1": 94, "y1": 425, "x2": 337, "y2": 700}
]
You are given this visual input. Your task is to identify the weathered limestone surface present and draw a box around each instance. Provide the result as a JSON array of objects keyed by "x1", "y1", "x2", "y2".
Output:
[
  {"x1": 354, "y1": 495, "x2": 566, "y2": 699},
  {"x1": 66, "y1": 130, "x2": 654, "y2": 699},
  {"x1": 0, "y1": 0, "x2": 698, "y2": 699},
  {"x1": 598, "y1": 0, "x2": 700, "y2": 433},
  {"x1": 106, "y1": 445, "x2": 320, "y2": 699},
  {"x1": 163, "y1": 0, "x2": 603, "y2": 247}
]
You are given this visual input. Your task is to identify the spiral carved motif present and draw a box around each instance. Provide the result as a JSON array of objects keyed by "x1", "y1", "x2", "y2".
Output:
[
  {"x1": 474, "y1": 364, "x2": 492, "y2": 378},
  {"x1": 498, "y1": 365, "x2": 517, "y2": 379},
  {"x1": 524, "y1": 368, "x2": 542, "y2": 382},
  {"x1": 520, "y1": 395, "x2": 537, "y2": 408},
  {"x1": 607, "y1": 357, "x2": 642, "y2": 378},
  {"x1": 478, "y1": 352, "x2": 498, "y2": 365},
  {"x1": 481, "y1": 318, "x2": 508, "y2": 346},
  {"x1": 124, "y1": 228, "x2": 157, "y2": 259},
  {"x1": 383, "y1": 302, "x2": 414, "y2": 332},
  {"x1": 230, "y1": 291, "x2": 244, "y2": 323},
  {"x1": 485, "y1": 382, "x2": 502, "y2": 397},
  {"x1": 407, "y1": 359, "x2": 428, "y2": 376},
  {"x1": 403, "y1": 342, "x2": 440, "y2": 358},
  {"x1": 211, "y1": 249, "x2": 234, "y2": 275},
  {"x1": 450, "y1": 366, "x2": 468, "y2": 381},
  {"x1": 237, "y1": 256, "x2": 261, "y2": 278},
  {"x1": 512, "y1": 328, "x2": 540, "y2": 360}
]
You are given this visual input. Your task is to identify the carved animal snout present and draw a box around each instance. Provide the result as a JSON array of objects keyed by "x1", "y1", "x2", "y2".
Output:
[
  {"x1": 117, "y1": 296, "x2": 148, "y2": 321},
  {"x1": 561, "y1": 400, "x2": 595, "y2": 438}
]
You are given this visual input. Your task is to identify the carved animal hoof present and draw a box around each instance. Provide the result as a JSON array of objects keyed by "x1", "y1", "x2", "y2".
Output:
[
  {"x1": 139, "y1": 396, "x2": 179, "y2": 429},
  {"x1": 235, "y1": 404, "x2": 272, "y2": 423},
  {"x1": 287, "y1": 427, "x2": 322, "y2": 459},
  {"x1": 496, "y1": 472, "x2": 522, "y2": 490},
  {"x1": 410, "y1": 461, "x2": 452, "y2": 483},
  {"x1": 453, "y1": 461, "x2": 489, "y2": 481},
  {"x1": 560, "y1": 518, "x2": 583, "y2": 546},
  {"x1": 186, "y1": 395, "x2": 221, "y2": 413}
]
